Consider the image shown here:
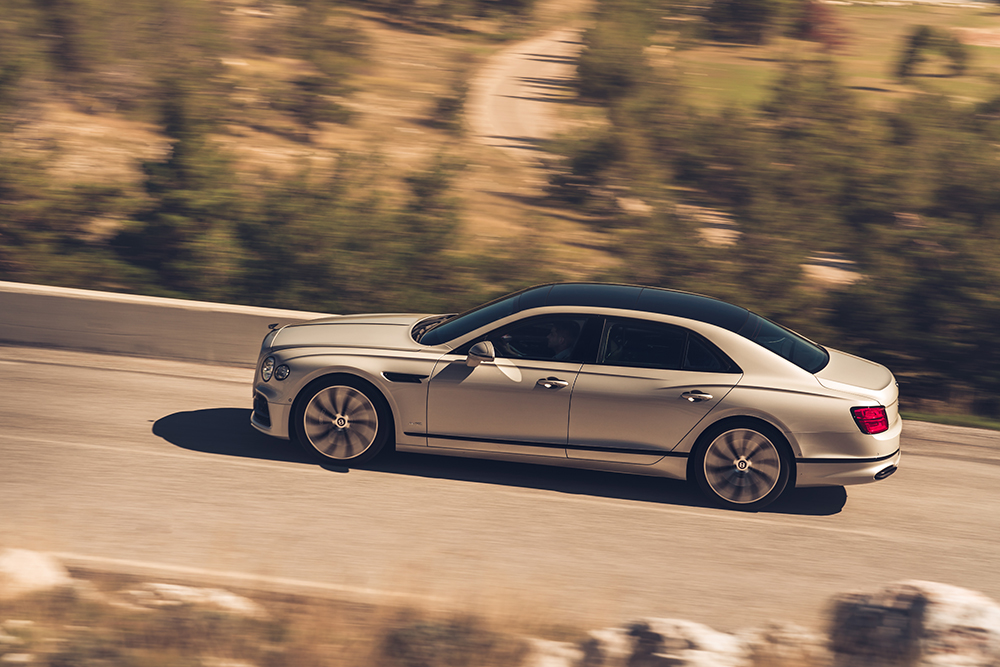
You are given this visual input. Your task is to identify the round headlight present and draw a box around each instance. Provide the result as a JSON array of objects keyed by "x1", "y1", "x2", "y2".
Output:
[
  {"x1": 261, "y1": 356, "x2": 275, "y2": 382},
  {"x1": 274, "y1": 365, "x2": 290, "y2": 381}
]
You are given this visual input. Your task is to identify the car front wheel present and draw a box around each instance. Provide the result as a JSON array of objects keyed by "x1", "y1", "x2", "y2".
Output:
[
  {"x1": 294, "y1": 377, "x2": 391, "y2": 465},
  {"x1": 694, "y1": 423, "x2": 791, "y2": 510}
]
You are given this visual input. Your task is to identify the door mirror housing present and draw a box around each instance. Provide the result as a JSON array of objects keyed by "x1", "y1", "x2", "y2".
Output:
[{"x1": 467, "y1": 341, "x2": 495, "y2": 367}]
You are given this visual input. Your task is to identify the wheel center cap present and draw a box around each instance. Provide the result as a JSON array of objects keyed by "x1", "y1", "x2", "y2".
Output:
[
  {"x1": 735, "y1": 457, "x2": 750, "y2": 472},
  {"x1": 334, "y1": 416, "x2": 348, "y2": 428}
]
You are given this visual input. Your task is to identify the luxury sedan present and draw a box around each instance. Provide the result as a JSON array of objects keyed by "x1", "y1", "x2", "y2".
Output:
[{"x1": 251, "y1": 283, "x2": 900, "y2": 510}]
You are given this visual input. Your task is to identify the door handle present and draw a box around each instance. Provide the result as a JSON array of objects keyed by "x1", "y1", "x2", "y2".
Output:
[
  {"x1": 681, "y1": 390, "x2": 713, "y2": 402},
  {"x1": 537, "y1": 377, "x2": 570, "y2": 389}
]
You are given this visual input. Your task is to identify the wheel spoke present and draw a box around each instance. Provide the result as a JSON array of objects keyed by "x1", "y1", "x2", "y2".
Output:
[
  {"x1": 315, "y1": 389, "x2": 337, "y2": 417},
  {"x1": 703, "y1": 428, "x2": 783, "y2": 505},
  {"x1": 332, "y1": 386, "x2": 350, "y2": 415},
  {"x1": 743, "y1": 435, "x2": 767, "y2": 460},
  {"x1": 720, "y1": 432, "x2": 740, "y2": 459},
  {"x1": 302, "y1": 385, "x2": 380, "y2": 462}
]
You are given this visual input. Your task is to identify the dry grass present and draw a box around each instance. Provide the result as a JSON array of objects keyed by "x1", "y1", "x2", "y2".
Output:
[
  {"x1": 9, "y1": 0, "x2": 615, "y2": 277},
  {"x1": 0, "y1": 570, "x2": 554, "y2": 667},
  {"x1": 665, "y1": 3, "x2": 1000, "y2": 112}
]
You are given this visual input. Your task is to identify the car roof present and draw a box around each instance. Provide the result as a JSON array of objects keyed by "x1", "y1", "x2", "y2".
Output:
[{"x1": 514, "y1": 283, "x2": 750, "y2": 332}]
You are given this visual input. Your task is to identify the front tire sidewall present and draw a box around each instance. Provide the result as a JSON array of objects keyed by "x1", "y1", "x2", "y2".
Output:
[
  {"x1": 293, "y1": 375, "x2": 392, "y2": 466},
  {"x1": 693, "y1": 421, "x2": 791, "y2": 511}
]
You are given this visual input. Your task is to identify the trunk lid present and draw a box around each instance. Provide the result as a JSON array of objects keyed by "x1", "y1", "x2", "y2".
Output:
[{"x1": 815, "y1": 348, "x2": 898, "y2": 415}]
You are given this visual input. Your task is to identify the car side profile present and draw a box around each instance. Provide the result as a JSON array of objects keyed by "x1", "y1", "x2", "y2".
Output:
[{"x1": 251, "y1": 283, "x2": 901, "y2": 510}]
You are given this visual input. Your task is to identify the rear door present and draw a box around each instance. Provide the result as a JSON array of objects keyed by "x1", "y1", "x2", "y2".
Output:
[{"x1": 567, "y1": 318, "x2": 741, "y2": 463}]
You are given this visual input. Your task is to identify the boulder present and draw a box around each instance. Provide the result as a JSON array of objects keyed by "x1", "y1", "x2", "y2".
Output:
[
  {"x1": 522, "y1": 638, "x2": 584, "y2": 667},
  {"x1": 120, "y1": 583, "x2": 267, "y2": 619},
  {"x1": 579, "y1": 618, "x2": 747, "y2": 667},
  {"x1": 738, "y1": 622, "x2": 831, "y2": 667},
  {"x1": 0, "y1": 549, "x2": 73, "y2": 600},
  {"x1": 829, "y1": 580, "x2": 1000, "y2": 667}
]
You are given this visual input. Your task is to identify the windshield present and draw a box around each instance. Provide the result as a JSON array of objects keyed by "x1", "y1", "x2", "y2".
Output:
[
  {"x1": 738, "y1": 313, "x2": 829, "y2": 373},
  {"x1": 417, "y1": 293, "x2": 521, "y2": 346}
]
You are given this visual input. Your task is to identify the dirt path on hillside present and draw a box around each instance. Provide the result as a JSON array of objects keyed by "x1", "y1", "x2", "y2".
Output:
[
  {"x1": 460, "y1": 19, "x2": 622, "y2": 274},
  {"x1": 466, "y1": 27, "x2": 583, "y2": 162}
]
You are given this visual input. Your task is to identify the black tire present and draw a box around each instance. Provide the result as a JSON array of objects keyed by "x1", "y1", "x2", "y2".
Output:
[
  {"x1": 693, "y1": 421, "x2": 792, "y2": 511},
  {"x1": 293, "y1": 376, "x2": 392, "y2": 465}
]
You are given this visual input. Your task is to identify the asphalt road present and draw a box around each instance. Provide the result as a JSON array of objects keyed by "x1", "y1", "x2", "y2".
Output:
[{"x1": 3, "y1": 345, "x2": 999, "y2": 632}]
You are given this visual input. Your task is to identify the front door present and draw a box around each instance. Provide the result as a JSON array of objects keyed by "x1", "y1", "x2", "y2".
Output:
[{"x1": 425, "y1": 314, "x2": 598, "y2": 457}]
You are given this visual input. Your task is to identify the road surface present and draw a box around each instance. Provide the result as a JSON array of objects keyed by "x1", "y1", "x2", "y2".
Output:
[{"x1": 3, "y1": 346, "x2": 999, "y2": 631}]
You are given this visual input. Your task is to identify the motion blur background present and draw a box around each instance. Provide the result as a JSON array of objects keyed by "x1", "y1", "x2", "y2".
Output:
[{"x1": 2, "y1": 0, "x2": 999, "y2": 420}]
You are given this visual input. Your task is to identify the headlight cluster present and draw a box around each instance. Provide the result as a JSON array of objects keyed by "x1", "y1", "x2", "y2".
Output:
[{"x1": 261, "y1": 356, "x2": 290, "y2": 382}]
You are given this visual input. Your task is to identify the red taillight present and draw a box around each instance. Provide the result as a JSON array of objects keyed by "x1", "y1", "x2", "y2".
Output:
[{"x1": 852, "y1": 406, "x2": 889, "y2": 434}]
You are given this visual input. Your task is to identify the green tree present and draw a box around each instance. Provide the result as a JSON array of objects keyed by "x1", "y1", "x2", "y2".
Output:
[
  {"x1": 703, "y1": 0, "x2": 777, "y2": 44},
  {"x1": 576, "y1": 0, "x2": 653, "y2": 101},
  {"x1": 113, "y1": 78, "x2": 246, "y2": 300},
  {"x1": 895, "y1": 25, "x2": 969, "y2": 79}
]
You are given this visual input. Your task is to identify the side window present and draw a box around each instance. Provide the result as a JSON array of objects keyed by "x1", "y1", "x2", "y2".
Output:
[
  {"x1": 491, "y1": 316, "x2": 594, "y2": 362},
  {"x1": 601, "y1": 320, "x2": 740, "y2": 373},
  {"x1": 685, "y1": 334, "x2": 728, "y2": 372},
  {"x1": 602, "y1": 320, "x2": 686, "y2": 370}
]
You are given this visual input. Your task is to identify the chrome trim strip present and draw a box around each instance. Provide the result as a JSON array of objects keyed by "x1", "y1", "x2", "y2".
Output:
[
  {"x1": 795, "y1": 449, "x2": 900, "y2": 465},
  {"x1": 407, "y1": 432, "x2": 688, "y2": 457}
]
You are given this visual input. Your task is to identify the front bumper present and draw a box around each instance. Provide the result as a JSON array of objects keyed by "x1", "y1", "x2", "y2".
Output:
[
  {"x1": 250, "y1": 390, "x2": 292, "y2": 439},
  {"x1": 795, "y1": 448, "x2": 901, "y2": 487}
]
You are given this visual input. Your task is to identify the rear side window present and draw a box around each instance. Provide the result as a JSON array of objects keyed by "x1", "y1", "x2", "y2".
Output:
[
  {"x1": 738, "y1": 313, "x2": 829, "y2": 373},
  {"x1": 601, "y1": 319, "x2": 740, "y2": 373},
  {"x1": 685, "y1": 335, "x2": 730, "y2": 372}
]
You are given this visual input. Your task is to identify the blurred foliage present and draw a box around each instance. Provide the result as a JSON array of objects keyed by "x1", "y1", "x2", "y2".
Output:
[
  {"x1": 703, "y1": 0, "x2": 777, "y2": 45},
  {"x1": 559, "y1": 0, "x2": 1000, "y2": 413},
  {"x1": 895, "y1": 25, "x2": 969, "y2": 79},
  {"x1": 344, "y1": 0, "x2": 535, "y2": 24},
  {"x1": 0, "y1": 583, "x2": 534, "y2": 667},
  {"x1": 576, "y1": 0, "x2": 654, "y2": 101},
  {"x1": 379, "y1": 615, "x2": 526, "y2": 667},
  {"x1": 1, "y1": 0, "x2": 1000, "y2": 415}
]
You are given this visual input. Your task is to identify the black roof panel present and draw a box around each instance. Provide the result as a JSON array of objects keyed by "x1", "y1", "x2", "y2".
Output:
[
  {"x1": 635, "y1": 288, "x2": 749, "y2": 332},
  {"x1": 515, "y1": 283, "x2": 749, "y2": 332},
  {"x1": 546, "y1": 283, "x2": 642, "y2": 310}
]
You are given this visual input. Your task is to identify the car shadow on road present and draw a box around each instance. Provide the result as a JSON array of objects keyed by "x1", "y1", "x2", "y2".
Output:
[
  {"x1": 154, "y1": 407, "x2": 315, "y2": 465},
  {"x1": 155, "y1": 408, "x2": 847, "y2": 516}
]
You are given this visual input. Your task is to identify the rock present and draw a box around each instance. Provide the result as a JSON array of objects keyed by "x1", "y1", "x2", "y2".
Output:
[
  {"x1": 630, "y1": 619, "x2": 747, "y2": 667},
  {"x1": 121, "y1": 583, "x2": 267, "y2": 619},
  {"x1": 738, "y1": 622, "x2": 831, "y2": 667},
  {"x1": 0, "y1": 550, "x2": 72, "y2": 600},
  {"x1": 578, "y1": 619, "x2": 748, "y2": 667},
  {"x1": 829, "y1": 580, "x2": 1000, "y2": 667},
  {"x1": 579, "y1": 627, "x2": 632, "y2": 667},
  {"x1": 522, "y1": 638, "x2": 583, "y2": 667}
]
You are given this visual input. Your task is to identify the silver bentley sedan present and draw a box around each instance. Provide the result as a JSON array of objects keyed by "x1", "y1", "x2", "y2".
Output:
[{"x1": 251, "y1": 283, "x2": 900, "y2": 510}]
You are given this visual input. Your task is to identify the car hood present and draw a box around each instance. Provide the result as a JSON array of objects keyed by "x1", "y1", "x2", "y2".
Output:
[
  {"x1": 815, "y1": 347, "x2": 897, "y2": 403},
  {"x1": 271, "y1": 313, "x2": 431, "y2": 351}
]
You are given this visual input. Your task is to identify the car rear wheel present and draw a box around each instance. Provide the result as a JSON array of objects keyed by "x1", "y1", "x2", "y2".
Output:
[
  {"x1": 694, "y1": 423, "x2": 791, "y2": 510},
  {"x1": 294, "y1": 377, "x2": 391, "y2": 465}
]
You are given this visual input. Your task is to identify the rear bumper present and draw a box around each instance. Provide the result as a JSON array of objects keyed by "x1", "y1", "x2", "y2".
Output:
[{"x1": 795, "y1": 448, "x2": 901, "y2": 487}]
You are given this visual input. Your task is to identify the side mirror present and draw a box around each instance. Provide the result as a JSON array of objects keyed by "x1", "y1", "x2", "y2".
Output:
[{"x1": 467, "y1": 341, "x2": 495, "y2": 367}]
